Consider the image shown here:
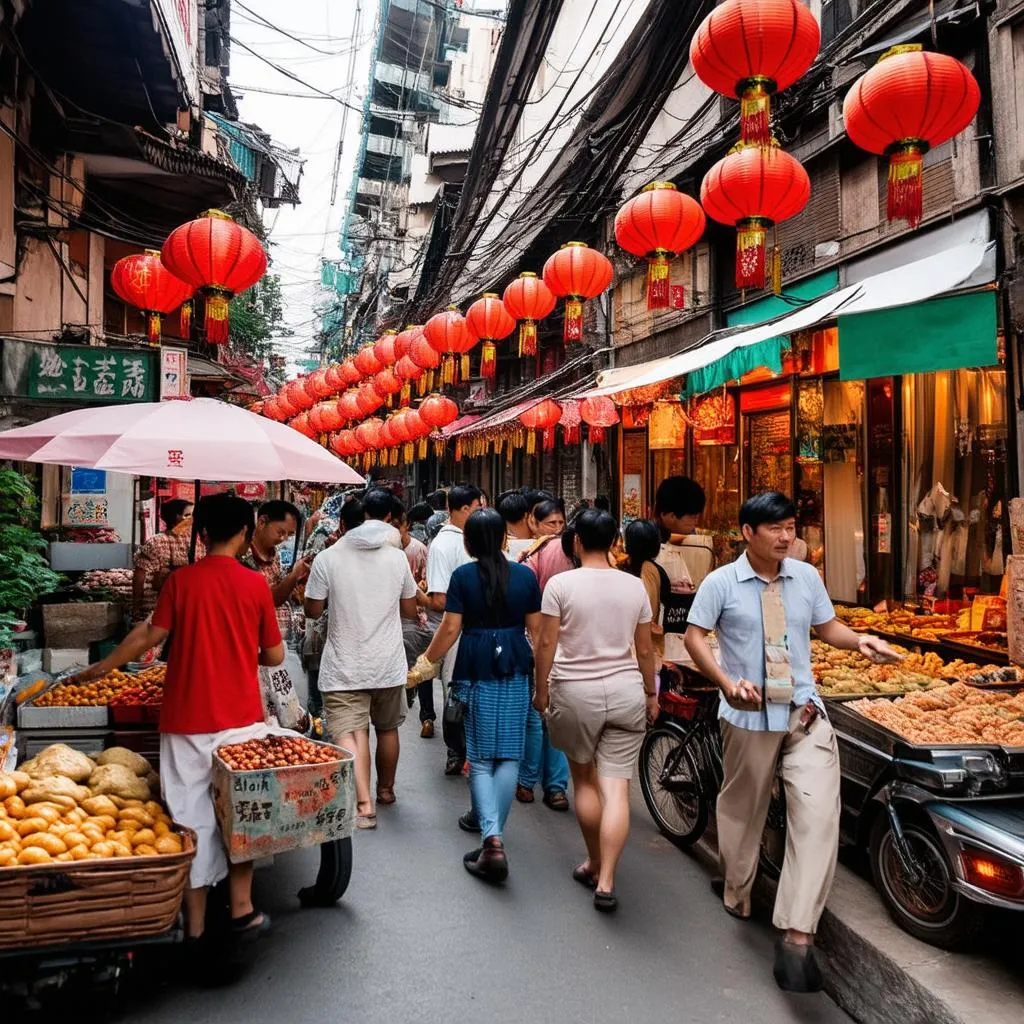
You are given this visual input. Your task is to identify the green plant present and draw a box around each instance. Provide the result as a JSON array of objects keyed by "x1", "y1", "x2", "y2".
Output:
[{"x1": 0, "y1": 469, "x2": 62, "y2": 642}]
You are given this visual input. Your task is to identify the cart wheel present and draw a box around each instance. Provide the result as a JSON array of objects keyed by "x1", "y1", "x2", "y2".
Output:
[
  {"x1": 868, "y1": 812, "x2": 985, "y2": 950},
  {"x1": 298, "y1": 837, "x2": 353, "y2": 908},
  {"x1": 638, "y1": 724, "x2": 708, "y2": 848}
]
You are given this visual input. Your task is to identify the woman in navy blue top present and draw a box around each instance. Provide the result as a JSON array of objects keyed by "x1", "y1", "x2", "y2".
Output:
[{"x1": 423, "y1": 507, "x2": 542, "y2": 883}]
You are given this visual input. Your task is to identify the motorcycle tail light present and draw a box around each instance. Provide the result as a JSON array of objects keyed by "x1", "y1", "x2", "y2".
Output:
[{"x1": 960, "y1": 849, "x2": 1024, "y2": 899}]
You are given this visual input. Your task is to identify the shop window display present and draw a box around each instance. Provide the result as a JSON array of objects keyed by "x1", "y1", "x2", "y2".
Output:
[{"x1": 901, "y1": 368, "x2": 1007, "y2": 601}]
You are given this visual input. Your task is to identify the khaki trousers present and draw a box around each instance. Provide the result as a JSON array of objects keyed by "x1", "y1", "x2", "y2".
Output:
[{"x1": 717, "y1": 707, "x2": 841, "y2": 934}]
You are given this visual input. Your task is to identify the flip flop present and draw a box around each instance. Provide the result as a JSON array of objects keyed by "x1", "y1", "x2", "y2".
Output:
[
  {"x1": 572, "y1": 864, "x2": 599, "y2": 890},
  {"x1": 356, "y1": 813, "x2": 377, "y2": 830}
]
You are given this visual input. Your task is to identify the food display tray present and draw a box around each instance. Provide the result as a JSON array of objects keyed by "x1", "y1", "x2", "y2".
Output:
[
  {"x1": 212, "y1": 739, "x2": 356, "y2": 863},
  {"x1": 939, "y1": 636, "x2": 1010, "y2": 667},
  {"x1": 16, "y1": 704, "x2": 109, "y2": 729}
]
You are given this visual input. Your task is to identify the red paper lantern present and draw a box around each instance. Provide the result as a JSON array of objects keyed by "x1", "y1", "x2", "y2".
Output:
[
  {"x1": 356, "y1": 381, "x2": 385, "y2": 417},
  {"x1": 263, "y1": 396, "x2": 282, "y2": 421},
  {"x1": 339, "y1": 359, "x2": 362, "y2": 387},
  {"x1": 395, "y1": 354, "x2": 425, "y2": 406},
  {"x1": 305, "y1": 368, "x2": 332, "y2": 401},
  {"x1": 329, "y1": 431, "x2": 349, "y2": 457},
  {"x1": 335, "y1": 428, "x2": 363, "y2": 456},
  {"x1": 520, "y1": 398, "x2": 562, "y2": 452},
  {"x1": 502, "y1": 272, "x2": 557, "y2": 357},
  {"x1": 395, "y1": 325, "x2": 422, "y2": 361},
  {"x1": 559, "y1": 399, "x2": 582, "y2": 445},
  {"x1": 354, "y1": 344, "x2": 383, "y2": 378},
  {"x1": 373, "y1": 367, "x2": 403, "y2": 406},
  {"x1": 843, "y1": 45, "x2": 980, "y2": 229},
  {"x1": 324, "y1": 364, "x2": 345, "y2": 394},
  {"x1": 404, "y1": 408, "x2": 430, "y2": 441},
  {"x1": 355, "y1": 418, "x2": 384, "y2": 452},
  {"x1": 409, "y1": 333, "x2": 442, "y2": 395},
  {"x1": 465, "y1": 293, "x2": 516, "y2": 380},
  {"x1": 319, "y1": 400, "x2": 343, "y2": 432},
  {"x1": 276, "y1": 389, "x2": 298, "y2": 420},
  {"x1": 374, "y1": 329, "x2": 399, "y2": 367},
  {"x1": 285, "y1": 379, "x2": 315, "y2": 413},
  {"x1": 424, "y1": 307, "x2": 477, "y2": 386},
  {"x1": 419, "y1": 393, "x2": 459, "y2": 429},
  {"x1": 161, "y1": 210, "x2": 267, "y2": 344},
  {"x1": 307, "y1": 404, "x2": 324, "y2": 434},
  {"x1": 614, "y1": 183, "x2": 706, "y2": 310},
  {"x1": 110, "y1": 250, "x2": 193, "y2": 346},
  {"x1": 580, "y1": 395, "x2": 620, "y2": 445},
  {"x1": 289, "y1": 412, "x2": 316, "y2": 439},
  {"x1": 338, "y1": 391, "x2": 362, "y2": 424},
  {"x1": 378, "y1": 419, "x2": 396, "y2": 450},
  {"x1": 700, "y1": 142, "x2": 810, "y2": 290},
  {"x1": 542, "y1": 243, "x2": 613, "y2": 344},
  {"x1": 690, "y1": 0, "x2": 820, "y2": 146}
]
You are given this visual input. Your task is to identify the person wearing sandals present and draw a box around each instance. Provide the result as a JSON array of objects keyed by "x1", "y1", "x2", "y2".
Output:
[
  {"x1": 413, "y1": 508, "x2": 542, "y2": 882},
  {"x1": 534, "y1": 510, "x2": 659, "y2": 912}
]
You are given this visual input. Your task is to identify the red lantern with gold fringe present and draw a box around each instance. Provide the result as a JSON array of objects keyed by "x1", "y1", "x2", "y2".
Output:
[
  {"x1": 289, "y1": 413, "x2": 316, "y2": 439},
  {"x1": 160, "y1": 210, "x2": 267, "y2": 344},
  {"x1": 502, "y1": 272, "x2": 556, "y2": 357},
  {"x1": 520, "y1": 399, "x2": 562, "y2": 453},
  {"x1": 374, "y1": 329, "x2": 399, "y2": 367},
  {"x1": 275, "y1": 389, "x2": 298, "y2": 420},
  {"x1": 355, "y1": 418, "x2": 384, "y2": 453},
  {"x1": 466, "y1": 293, "x2": 516, "y2": 380},
  {"x1": 304, "y1": 368, "x2": 332, "y2": 401},
  {"x1": 307, "y1": 405, "x2": 325, "y2": 434},
  {"x1": 373, "y1": 367, "x2": 403, "y2": 407},
  {"x1": 356, "y1": 381, "x2": 385, "y2": 417},
  {"x1": 419, "y1": 393, "x2": 459, "y2": 430},
  {"x1": 690, "y1": 0, "x2": 820, "y2": 147},
  {"x1": 285, "y1": 379, "x2": 315, "y2": 413},
  {"x1": 424, "y1": 307, "x2": 477, "y2": 386},
  {"x1": 324, "y1": 364, "x2": 345, "y2": 394},
  {"x1": 700, "y1": 142, "x2": 810, "y2": 291},
  {"x1": 395, "y1": 354, "x2": 425, "y2": 406},
  {"x1": 319, "y1": 400, "x2": 343, "y2": 432},
  {"x1": 354, "y1": 343, "x2": 382, "y2": 378},
  {"x1": 580, "y1": 395, "x2": 620, "y2": 445},
  {"x1": 262, "y1": 396, "x2": 282, "y2": 421},
  {"x1": 110, "y1": 250, "x2": 193, "y2": 346},
  {"x1": 339, "y1": 358, "x2": 362, "y2": 387},
  {"x1": 843, "y1": 45, "x2": 980, "y2": 229},
  {"x1": 559, "y1": 399, "x2": 582, "y2": 445},
  {"x1": 542, "y1": 243, "x2": 613, "y2": 344},
  {"x1": 395, "y1": 325, "x2": 422, "y2": 361},
  {"x1": 614, "y1": 184, "x2": 706, "y2": 310},
  {"x1": 337, "y1": 391, "x2": 361, "y2": 424},
  {"x1": 409, "y1": 332, "x2": 442, "y2": 393}
]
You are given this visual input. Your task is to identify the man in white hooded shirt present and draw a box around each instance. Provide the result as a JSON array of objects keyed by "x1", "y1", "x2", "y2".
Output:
[{"x1": 305, "y1": 489, "x2": 418, "y2": 829}]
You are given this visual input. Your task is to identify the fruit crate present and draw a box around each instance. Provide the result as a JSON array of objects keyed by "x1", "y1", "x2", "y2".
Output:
[{"x1": 211, "y1": 739, "x2": 355, "y2": 863}]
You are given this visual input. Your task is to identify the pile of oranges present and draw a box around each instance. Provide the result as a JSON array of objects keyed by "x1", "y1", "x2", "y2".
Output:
[{"x1": 33, "y1": 670, "x2": 134, "y2": 707}]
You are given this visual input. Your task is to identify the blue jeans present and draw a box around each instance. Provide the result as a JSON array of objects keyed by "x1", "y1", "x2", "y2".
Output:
[
  {"x1": 468, "y1": 758, "x2": 519, "y2": 840},
  {"x1": 518, "y1": 706, "x2": 570, "y2": 793}
]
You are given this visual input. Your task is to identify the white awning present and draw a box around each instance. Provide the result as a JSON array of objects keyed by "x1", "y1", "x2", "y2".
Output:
[{"x1": 589, "y1": 240, "x2": 995, "y2": 397}]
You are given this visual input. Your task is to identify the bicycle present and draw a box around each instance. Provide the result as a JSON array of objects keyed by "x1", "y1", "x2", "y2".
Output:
[{"x1": 638, "y1": 672, "x2": 786, "y2": 877}]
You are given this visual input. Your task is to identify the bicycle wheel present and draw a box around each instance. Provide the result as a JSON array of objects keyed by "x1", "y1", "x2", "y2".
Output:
[{"x1": 639, "y1": 724, "x2": 708, "y2": 847}]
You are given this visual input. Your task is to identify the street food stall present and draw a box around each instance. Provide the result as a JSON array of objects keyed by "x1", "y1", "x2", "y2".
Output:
[{"x1": 0, "y1": 398, "x2": 363, "y2": 1001}]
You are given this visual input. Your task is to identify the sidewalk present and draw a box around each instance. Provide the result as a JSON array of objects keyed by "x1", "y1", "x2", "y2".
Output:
[{"x1": 694, "y1": 833, "x2": 1024, "y2": 1024}]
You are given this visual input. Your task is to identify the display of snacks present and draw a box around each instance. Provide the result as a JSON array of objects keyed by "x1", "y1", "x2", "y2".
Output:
[
  {"x1": 966, "y1": 666, "x2": 1024, "y2": 686},
  {"x1": 848, "y1": 684, "x2": 1024, "y2": 747},
  {"x1": 31, "y1": 670, "x2": 134, "y2": 707},
  {"x1": 0, "y1": 745, "x2": 178, "y2": 867},
  {"x1": 217, "y1": 734, "x2": 340, "y2": 770},
  {"x1": 109, "y1": 665, "x2": 165, "y2": 707},
  {"x1": 80, "y1": 568, "x2": 134, "y2": 598},
  {"x1": 834, "y1": 606, "x2": 958, "y2": 640},
  {"x1": 943, "y1": 631, "x2": 1008, "y2": 653}
]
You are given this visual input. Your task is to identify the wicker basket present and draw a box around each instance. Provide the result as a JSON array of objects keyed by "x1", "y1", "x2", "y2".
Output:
[{"x1": 0, "y1": 827, "x2": 195, "y2": 950}]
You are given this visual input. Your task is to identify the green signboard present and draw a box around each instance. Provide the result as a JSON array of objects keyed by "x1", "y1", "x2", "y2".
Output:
[{"x1": 27, "y1": 346, "x2": 156, "y2": 402}]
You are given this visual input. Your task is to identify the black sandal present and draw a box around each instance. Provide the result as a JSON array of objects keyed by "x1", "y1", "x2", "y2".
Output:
[
  {"x1": 231, "y1": 909, "x2": 272, "y2": 939},
  {"x1": 773, "y1": 939, "x2": 824, "y2": 993},
  {"x1": 572, "y1": 864, "x2": 598, "y2": 890},
  {"x1": 464, "y1": 841, "x2": 509, "y2": 883},
  {"x1": 593, "y1": 889, "x2": 618, "y2": 913},
  {"x1": 543, "y1": 789, "x2": 570, "y2": 812}
]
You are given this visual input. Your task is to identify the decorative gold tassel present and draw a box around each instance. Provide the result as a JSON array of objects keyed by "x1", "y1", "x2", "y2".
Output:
[
  {"x1": 769, "y1": 243, "x2": 782, "y2": 296},
  {"x1": 736, "y1": 217, "x2": 769, "y2": 291},
  {"x1": 526, "y1": 430, "x2": 536, "y2": 455},
  {"x1": 519, "y1": 321, "x2": 537, "y2": 357},
  {"x1": 563, "y1": 298, "x2": 583, "y2": 344},
  {"x1": 646, "y1": 251, "x2": 670, "y2": 310},
  {"x1": 739, "y1": 77, "x2": 773, "y2": 147},
  {"x1": 887, "y1": 143, "x2": 924, "y2": 228}
]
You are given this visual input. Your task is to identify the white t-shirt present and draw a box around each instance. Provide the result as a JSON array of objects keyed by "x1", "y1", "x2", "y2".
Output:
[
  {"x1": 506, "y1": 536, "x2": 535, "y2": 561},
  {"x1": 426, "y1": 524, "x2": 472, "y2": 684},
  {"x1": 306, "y1": 521, "x2": 417, "y2": 692},
  {"x1": 541, "y1": 567, "x2": 651, "y2": 684}
]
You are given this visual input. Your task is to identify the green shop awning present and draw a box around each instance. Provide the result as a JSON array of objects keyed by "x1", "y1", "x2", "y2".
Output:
[
  {"x1": 838, "y1": 290, "x2": 997, "y2": 380},
  {"x1": 683, "y1": 337, "x2": 786, "y2": 399}
]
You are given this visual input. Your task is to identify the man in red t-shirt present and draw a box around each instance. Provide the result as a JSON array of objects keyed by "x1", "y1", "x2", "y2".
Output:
[{"x1": 74, "y1": 493, "x2": 284, "y2": 943}]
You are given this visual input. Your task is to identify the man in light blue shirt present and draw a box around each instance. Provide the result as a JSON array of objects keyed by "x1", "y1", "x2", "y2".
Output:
[{"x1": 685, "y1": 492, "x2": 898, "y2": 994}]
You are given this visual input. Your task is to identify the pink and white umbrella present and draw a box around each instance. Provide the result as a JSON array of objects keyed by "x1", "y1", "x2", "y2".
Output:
[{"x1": 0, "y1": 398, "x2": 364, "y2": 484}]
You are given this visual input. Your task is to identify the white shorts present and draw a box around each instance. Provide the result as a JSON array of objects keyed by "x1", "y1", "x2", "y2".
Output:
[{"x1": 160, "y1": 723, "x2": 267, "y2": 889}]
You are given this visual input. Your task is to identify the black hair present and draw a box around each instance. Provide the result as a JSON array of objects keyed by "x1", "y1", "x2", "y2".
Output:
[
  {"x1": 740, "y1": 492, "x2": 798, "y2": 531},
  {"x1": 448, "y1": 483, "x2": 482, "y2": 513},
  {"x1": 339, "y1": 496, "x2": 366, "y2": 533},
  {"x1": 463, "y1": 508, "x2": 509, "y2": 616},
  {"x1": 575, "y1": 508, "x2": 619, "y2": 553},
  {"x1": 525, "y1": 489, "x2": 554, "y2": 513},
  {"x1": 426, "y1": 489, "x2": 448, "y2": 511},
  {"x1": 594, "y1": 495, "x2": 611, "y2": 512},
  {"x1": 497, "y1": 491, "x2": 529, "y2": 525},
  {"x1": 623, "y1": 519, "x2": 662, "y2": 576},
  {"x1": 159, "y1": 499, "x2": 192, "y2": 531},
  {"x1": 531, "y1": 498, "x2": 565, "y2": 526},
  {"x1": 408, "y1": 502, "x2": 433, "y2": 525},
  {"x1": 257, "y1": 500, "x2": 301, "y2": 525},
  {"x1": 363, "y1": 488, "x2": 394, "y2": 521},
  {"x1": 390, "y1": 495, "x2": 407, "y2": 524},
  {"x1": 195, "y1": 493, "x2": 255, "y2": 546},
  {"x1": 654, "y1": 476, "x2": 706, "y2": 518}
]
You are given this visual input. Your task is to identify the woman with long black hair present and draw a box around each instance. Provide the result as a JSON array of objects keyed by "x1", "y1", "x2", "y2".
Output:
[{"x1": 418, "y1": 508, "x2": 543, "y2": 882}]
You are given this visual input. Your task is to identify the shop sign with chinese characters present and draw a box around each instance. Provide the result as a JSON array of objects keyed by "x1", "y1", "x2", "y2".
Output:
[
  {"x1": 27, "y1": 346, "x2": 155, "y2": 402},
  {"x1": 63, "y1": 493, "x2": 110, "y2": 526}
]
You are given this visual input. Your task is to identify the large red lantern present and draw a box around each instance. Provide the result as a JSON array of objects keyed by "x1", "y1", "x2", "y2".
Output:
[
  {"x1": 542, "y1": 243, "x2": 613, "y2": 344},
  {"x1": 161, "y1": 210, "x2": 267, "y2": 344},
  {"x1": 466, "y1": 293, "x2": 515, "y2": 380},
  {"x1": 580, "y1": 395, "x2": 620, "y2": 445},
  {"x1": 285, "y1": 379, "x2": 315, "y2": 413},
  {"x1": 409, "y1": 332, "x2": 442, "y2": 394},
  {"x1": 700, "y1": 142, "x2": 810, "y2": 290},
  {"x1": 424, "y1": 307, "x2": 477, "y2": 386},
  {"x1": 395, "y1": 325, "x2": 422, "y2": 361},
  {"x1": 276, "y1": 389, "x2": 298, "y2": 420},
  {"x1": 843, "y1": 45, "x2": 980, "y2": 229},
  {"x1": 289, "y1": 413, "x2": 316, "y2": 439},
  {"x1": 304, "y1": 368, "x2": 332, "y2": 401},
  {"x1": 339, "y1": 358, "x2": 362, "y2": 387},
  {"x1": 419, "y1": 393, "x2": 459, "y2": 430},
  {"x1": 690, "y1": 0, "x2": 820, "y2": 147},
  {"x1": 324, "y1": 364, "x2": 346, "y2": 394},
  {"x1": 355, "y1": 418, "x2": 384, "y2": 452},
  {"x1": 356, "y1": 381, "x2": 385, "y2": 417},
  {"x1": 335, "y1": 428, "x2": 363, "y2": 456},
  {"x1": 374, "y1": 330, "x2": 399, "y2": 367},
  {"x1": 559, "y1": 399, "x2": 582, "y2": 445},
  {"x1": 354, "y1": 344, "x2": 382, "y2": 378},
  {"x1": 520, "y1": 398, "x2": 562, "y2": 452},
  {"x1": 614, "y1": 183, "x2": 706, "y2": 310},
  {"x1": 502, "y1": 272, "x2": 556, "y2": 357},
  {"x1": 329, "y1": 432, "x2": 349, "y2": 458},
  {"x1": 395, "y1": 354, "x2": 425, "y2": 406},
  {"x1": 307, "y1": 404, "x2": 325, "y2": 434},
  {"x1": 262, "y1": 395, "x2": 282, "y2": 421},
  {"x1": 373, "y1": 367, "x2": 403, "y2": 406},
  {"x1": 319, "y1": 400, "x2": 343, "y2": 432},
  {"x1": 110, "y1": 250, "x2": 193, "y2": 346},
  {"x1": 338, "y1": 390, "x2": 362, "y2": 424}
]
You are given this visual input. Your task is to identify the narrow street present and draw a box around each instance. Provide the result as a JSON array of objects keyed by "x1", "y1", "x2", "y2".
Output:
[{"x1": 140, "y1": 694, "x2": 850, "y2": 1024}]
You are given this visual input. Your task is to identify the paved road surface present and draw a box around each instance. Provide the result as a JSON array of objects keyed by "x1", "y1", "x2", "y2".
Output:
[{"x1": 128, "y1": 696, "x2": 851, "y2": 1024}]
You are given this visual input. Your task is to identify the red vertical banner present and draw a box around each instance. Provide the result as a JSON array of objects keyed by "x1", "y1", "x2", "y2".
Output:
[{"x1": 669, "y1": 285, "x2": 686, "y2": 309}]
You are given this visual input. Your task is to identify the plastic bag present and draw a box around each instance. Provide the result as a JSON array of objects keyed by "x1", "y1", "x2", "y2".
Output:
[{"x1": 259, "y1": 648, "x2": 310, "y2": 732}]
